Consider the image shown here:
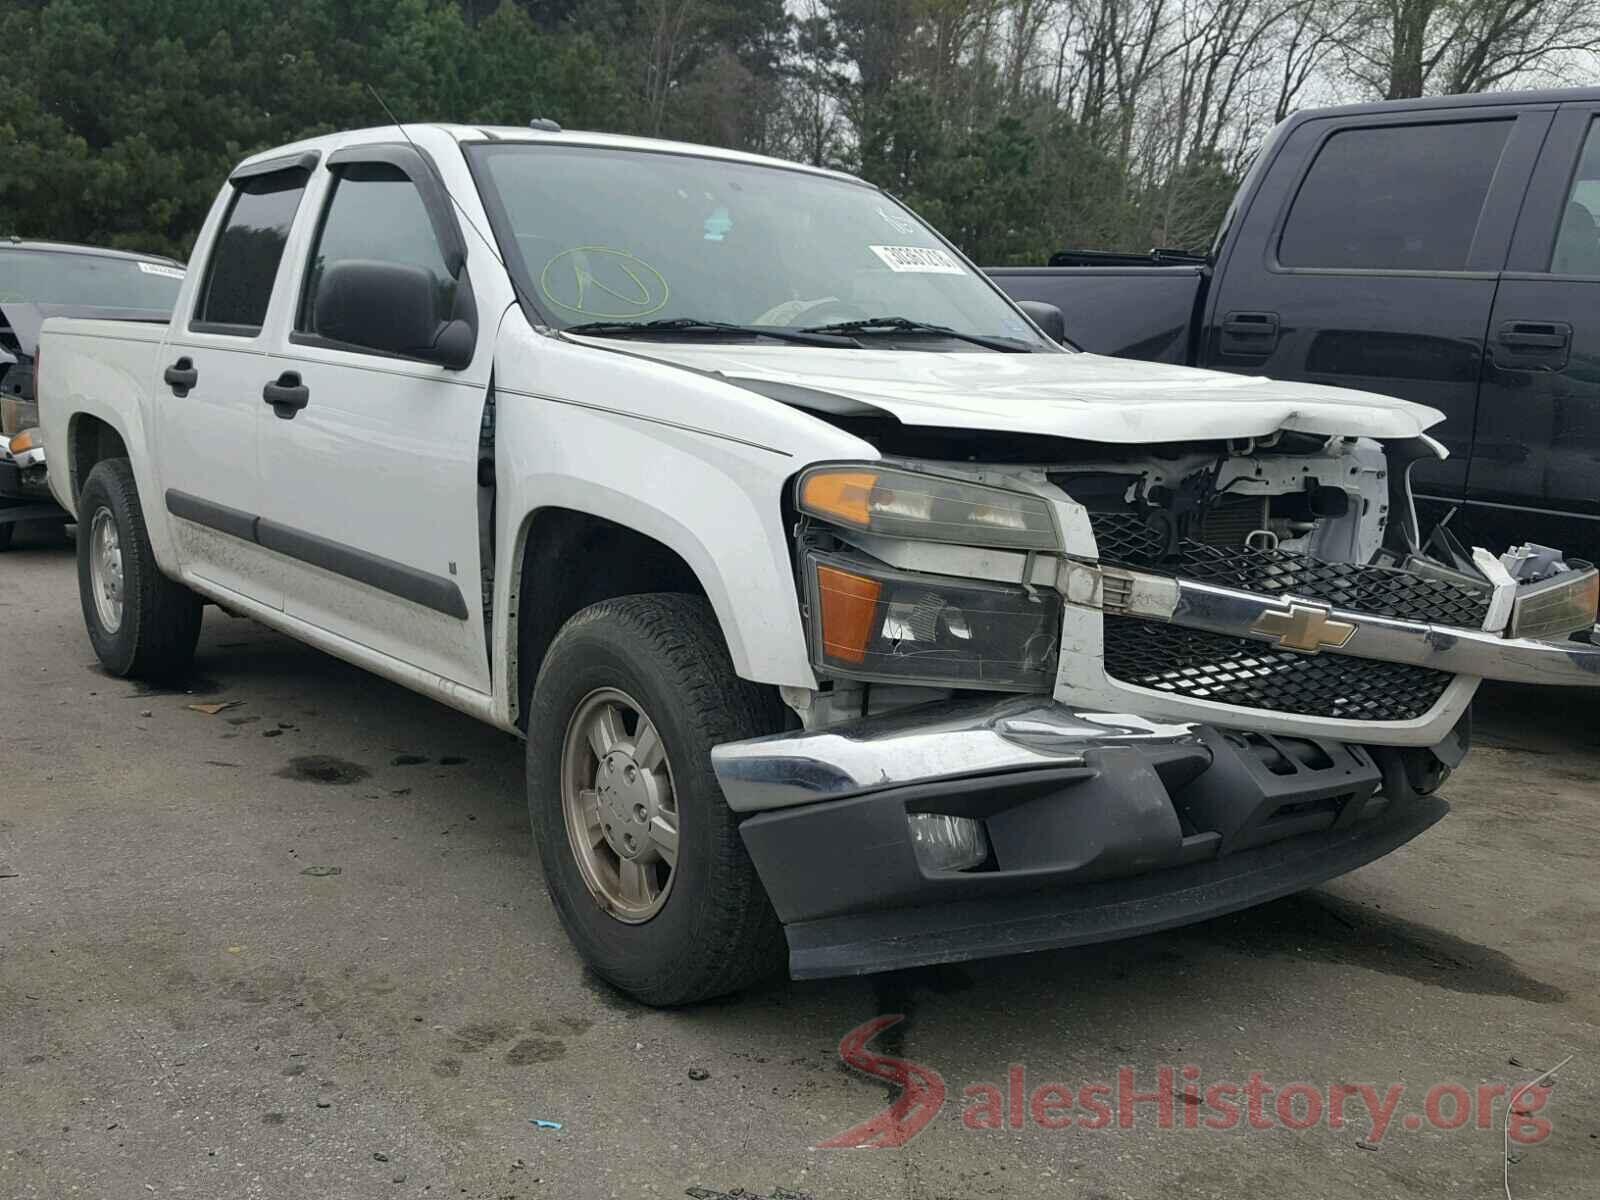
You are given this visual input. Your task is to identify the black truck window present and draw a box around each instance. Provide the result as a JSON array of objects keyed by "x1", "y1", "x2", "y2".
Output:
[
  {"x1": 295, "y1": 163, "x2": 457, "y2": 339},
  {"x1": 192, "y1": 167, "x2": 310, "y2": 335},
  {"x1": 1278, "y1": 121, "x2": 1512, "y2": 272},
  {"x1": 1550, "y1": 119, "x2": 1600, "y2": 275}
]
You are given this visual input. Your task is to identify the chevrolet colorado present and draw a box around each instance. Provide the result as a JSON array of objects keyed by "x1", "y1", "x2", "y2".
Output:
[{"x1": 39, "y1": 123, "x2": 1600, "y2": 1004}]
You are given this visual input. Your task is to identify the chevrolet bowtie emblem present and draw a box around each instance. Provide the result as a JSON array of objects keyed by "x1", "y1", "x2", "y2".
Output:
[{"x1": 1250, "y1": 602, "x2": 1356, "y2": 653}]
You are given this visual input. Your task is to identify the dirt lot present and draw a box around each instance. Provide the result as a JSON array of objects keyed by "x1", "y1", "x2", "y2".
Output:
[{"x1": 2, "y1": 525, "x2": 1597, "y2": 1199}]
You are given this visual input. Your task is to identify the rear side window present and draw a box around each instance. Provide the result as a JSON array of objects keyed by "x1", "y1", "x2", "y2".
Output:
[
  {"x1": 193, "y1": 168, "x2": 309, "y2": 334},
  {"x1": 296, "y1": 164, "x2": 457, "y2": 339},
  {"x1": 1550, "y1": 118, "x2": 1600, "y2": 275},
  {"x1": 1278, "y1": 121, "x2": 1512, "y2": 272}
]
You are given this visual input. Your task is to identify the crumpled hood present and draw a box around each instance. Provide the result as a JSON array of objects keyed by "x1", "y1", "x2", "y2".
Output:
[{"x1": 576, "y1": 340, "x2": 1445, "y2": 443}]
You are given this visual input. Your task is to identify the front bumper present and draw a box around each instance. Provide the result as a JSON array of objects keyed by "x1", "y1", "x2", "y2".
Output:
[{"x1": 713, "y1": 697, "x2": 1449, "y2": 978}]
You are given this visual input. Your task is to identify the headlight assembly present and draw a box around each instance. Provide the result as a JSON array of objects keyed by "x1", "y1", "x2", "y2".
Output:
[
  {"x1": 797, "y1": 464, "x2": 1059, "y2": 551},
  {"x1": 804, "y1": 551, "x2": 1061, "y2": 691}
]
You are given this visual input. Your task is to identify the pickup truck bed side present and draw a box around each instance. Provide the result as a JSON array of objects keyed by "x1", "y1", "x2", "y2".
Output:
[{"x1": 985, "y1": 264, "x2": 1205, "y2": 363}]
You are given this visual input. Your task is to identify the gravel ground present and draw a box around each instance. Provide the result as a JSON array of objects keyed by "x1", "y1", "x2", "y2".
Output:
[{"x1": 2, "y1": 524, "x2": 1597, "y2": 1199}]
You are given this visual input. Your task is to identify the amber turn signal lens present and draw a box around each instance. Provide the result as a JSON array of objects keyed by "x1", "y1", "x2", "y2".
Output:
[
  {"x1": 799, "y1": 470, "x2": 878, "y2": 528},
  {"x1": 815, "y1": 564, "x2": 883, "y2": 664}
]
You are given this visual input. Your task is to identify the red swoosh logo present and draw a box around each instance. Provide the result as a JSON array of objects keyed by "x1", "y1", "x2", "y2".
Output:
[{"x1": 816, "y1": 1014, "x2": 946, "y2": 1148}]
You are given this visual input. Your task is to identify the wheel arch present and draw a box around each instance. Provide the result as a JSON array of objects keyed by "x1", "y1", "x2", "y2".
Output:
[
  {"x1": 506, "y1": 502, "x2": 810, "y2": 731},
  {"x1": 67, "y1": 412, "x2": 131, "y2": 510}
]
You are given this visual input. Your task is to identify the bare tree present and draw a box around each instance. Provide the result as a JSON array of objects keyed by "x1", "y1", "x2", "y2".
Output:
[
  {"x1": 1333, "y1": 0, "x2": 1600, "y2": 100},
  {"x1": 778, "y1": 0, "x2": 848, "y2": 166},
  {"x1": 641, "y1": 0, "x2": 702, "y2": 135},
  {"x1": 1273, "y1": 0, "x2": 1336, "y2": 121}
]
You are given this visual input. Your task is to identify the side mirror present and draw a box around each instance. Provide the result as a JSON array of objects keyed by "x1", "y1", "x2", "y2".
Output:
[
  {"x1": 1016, "y1": 300, "x2": 1066, "y2": 343},
  {"x1": 313, "y1": 259, "x2": 475, "y2": 369}
]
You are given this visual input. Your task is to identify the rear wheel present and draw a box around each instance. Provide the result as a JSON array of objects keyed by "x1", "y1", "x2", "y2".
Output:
[
  {"x1": 76, "y1": 458, "x2": 202, "y2": 681},
  {"x1": 526, "y1": 594, "x2": 786, "y2": 1006}
]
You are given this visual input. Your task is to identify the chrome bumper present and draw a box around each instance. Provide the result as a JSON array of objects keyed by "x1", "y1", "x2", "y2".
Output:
[
  {"x1": 713, "y1": 696, "x2": 1202, "y2": 812},
  {"x1": 1082, "y1": 565, "x2": 1600, "y2": 688}
]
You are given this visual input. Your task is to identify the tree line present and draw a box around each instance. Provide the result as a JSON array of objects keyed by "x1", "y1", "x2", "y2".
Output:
[{"x1": 2, "y1": 0, "x2": 1596, "y2": 265}]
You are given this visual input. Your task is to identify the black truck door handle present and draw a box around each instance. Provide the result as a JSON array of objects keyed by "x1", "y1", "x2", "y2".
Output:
[
  {"x1": 1492, "y1": 321, "x2": 1572, "y2": 371},
  {"x1": 1219, "y1": 310, "x2": 1280, "y2": 356},
  {"x1": 1497, "y1": 321, "x2": 1570, "y2": 350},
  {"x1": 262, "y1": 371, "x2": 310, "y2": 418},
  {"x1": 163, "y1": 357, "x2": 198, "y2": 397}
]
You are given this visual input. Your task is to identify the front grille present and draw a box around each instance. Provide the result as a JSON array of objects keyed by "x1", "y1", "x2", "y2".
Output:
[
  {"x1": 1103, "y1": 618, "x2": 1454, "y2": 721},
  {"x1": 1090, "y1": 512, "x2": 1491, "y2": 628}
]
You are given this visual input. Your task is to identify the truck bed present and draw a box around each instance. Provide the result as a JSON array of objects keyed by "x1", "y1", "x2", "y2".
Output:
[
  {"x1": 985, "y1": 265, "x2": 1205, "y2": 363},
  {"x1": 38, "y1": 317, "x2": 168, "y2": 514}
]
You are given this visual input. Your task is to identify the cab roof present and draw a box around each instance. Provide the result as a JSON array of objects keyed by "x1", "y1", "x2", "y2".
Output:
[{"x1": 232, "y1": 124, "x2": 864, "y2": 187}]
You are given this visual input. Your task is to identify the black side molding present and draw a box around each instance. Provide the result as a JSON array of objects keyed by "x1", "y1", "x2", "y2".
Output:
[
  {"x1": 164, "y1": 490, "x2": 468, "y2": 620},
  {"x1": 256, "y1": 520, "x2": 469, "y2": 619},
  {"x1": 165, "y1": 489, "x2": 258, "y2": 542}
]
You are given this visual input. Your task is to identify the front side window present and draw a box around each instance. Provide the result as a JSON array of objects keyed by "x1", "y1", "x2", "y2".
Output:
[
  {"x1": 468, "y1": 145, "x2": 1046, "y2": 349},
  {"x1": 1550, "y1": 118, "x2": 1600, "y2": 276},
  {"x1": 297, "y1": 164, "x2": 458, "y2": 340},
  {"x1": 1279, "y1": 120, "x2": 1512, "y2": 272},
  {"x1": 193, "y1": 168, "x2": 309, "y2": 333},
  {"x1": 0, "y1": 250, "x2": 183, "y2": 311}
]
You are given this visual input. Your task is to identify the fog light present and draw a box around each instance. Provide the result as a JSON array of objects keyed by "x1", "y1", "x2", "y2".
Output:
[{"x1": 907, "y1": 813, "x2": 989, "y2": 872}]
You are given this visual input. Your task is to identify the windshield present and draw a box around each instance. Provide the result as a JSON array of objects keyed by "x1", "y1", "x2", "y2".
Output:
[
  {"x1": 468, "y1": 144, "x2": 1047, "y2": 349},
  {"x1": 0, "y1": 249, "x2": 185, "y2": 312}
]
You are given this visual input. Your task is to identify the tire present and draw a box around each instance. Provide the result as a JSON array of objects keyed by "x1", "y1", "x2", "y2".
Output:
[
  {"x1": 527, "y1": 593, "x2": 786, "y2": 1006},
  {"x1": 76, "y1": 457, "x2": 202, "y2": 681},
  {"x1": 0, "y1": 522, "x2": 12, "y2": 551}
]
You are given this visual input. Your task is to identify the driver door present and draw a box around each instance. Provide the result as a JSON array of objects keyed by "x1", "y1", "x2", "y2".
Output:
[{"x1": 255, "y1": 147, "x2": 494, "y2": 693}]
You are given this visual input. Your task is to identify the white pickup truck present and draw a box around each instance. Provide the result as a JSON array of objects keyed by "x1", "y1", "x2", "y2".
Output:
[{"x1": 40, "y1": 122, "x2": 1600, "y2": 1004}]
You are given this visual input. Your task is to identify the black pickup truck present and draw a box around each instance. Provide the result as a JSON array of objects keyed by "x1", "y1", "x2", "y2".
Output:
[{"x1": 992, "y1": 86, "x2": 1600, "y2": 563}]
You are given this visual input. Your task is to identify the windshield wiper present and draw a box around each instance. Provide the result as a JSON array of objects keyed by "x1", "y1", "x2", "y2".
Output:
[
  {"x1": 562, "y1": 317, "x2": 859, "y2": 348},
  {"x1": 798, "y1": 316, "x2": 1035, "y2": 353}
]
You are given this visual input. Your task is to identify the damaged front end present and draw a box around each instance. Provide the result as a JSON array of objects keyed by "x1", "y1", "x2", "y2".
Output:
[{"x1": 712, "y1": 432, "x2": 1600, "y2": 978}]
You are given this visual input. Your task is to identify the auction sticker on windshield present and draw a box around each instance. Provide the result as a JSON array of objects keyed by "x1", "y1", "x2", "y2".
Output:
[
  {"x1": 137, "y1": 262, "x2": 185, "y2": 280},
  {"x1": 869, "y1": 245, "x2": 967, "y2": 274}
]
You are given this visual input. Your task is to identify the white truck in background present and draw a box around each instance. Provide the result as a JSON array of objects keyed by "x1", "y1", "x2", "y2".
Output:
[{"x1": 38, "y1": 123, "x2": 1600, "y2": 1004}]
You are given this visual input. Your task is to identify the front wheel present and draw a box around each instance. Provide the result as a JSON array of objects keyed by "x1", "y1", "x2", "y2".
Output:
[
  {"x1": 76, "y1": 458, "x2": 202, "y2": 681},
  {"x1": 526, "y1": 594, "x2": 786, "y2": 1006}
]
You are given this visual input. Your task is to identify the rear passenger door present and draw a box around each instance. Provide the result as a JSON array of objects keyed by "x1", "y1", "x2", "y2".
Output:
[
  {"x1": 155, "y1": 156, "x2": 315, "y2": 610},
  {"x1": 1469, "y1": 103, "x2": 1600, "y2": 564},
  {"x1": 1203, "y1": 105, "x2": 1551, "y2": 511},
  {"x1": 256, "y1": 144, "x2": 494, "y2": 694}
]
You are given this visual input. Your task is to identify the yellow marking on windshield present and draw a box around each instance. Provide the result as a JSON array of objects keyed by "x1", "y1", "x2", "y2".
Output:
[{"x1": 539, "y1": 246, "x2": 670, "y2": 319}]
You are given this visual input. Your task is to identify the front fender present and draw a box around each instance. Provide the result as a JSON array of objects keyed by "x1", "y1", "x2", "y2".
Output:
[{"x1": 492, "y1": 320, "x2": 876, "y2": 710}]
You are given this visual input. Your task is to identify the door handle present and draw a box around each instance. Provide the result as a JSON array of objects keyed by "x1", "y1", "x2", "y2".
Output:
[
  {"x1": 163, "y1": 357, "x2": 198, "y2": 397},
  {"x1": 262, "y1": 371, "x2": 310, "y2": 419},
  {"x1": 1497, "y1": 321, "x2": 1570, "y2": 350},
  {"x1": 1219, "y1": 310, "x2": 1280, "y2": 356},
  {"x1": 1492, "y1": 321, "x2": 1572, "y2": 371}
]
